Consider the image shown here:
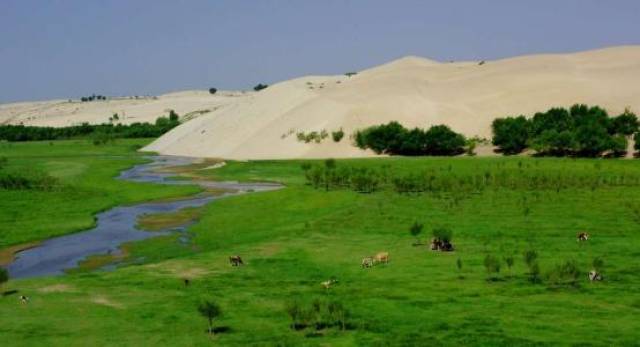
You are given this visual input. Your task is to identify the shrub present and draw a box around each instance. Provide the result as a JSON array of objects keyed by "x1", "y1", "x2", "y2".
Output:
[
  {"x1": 0, "y1": 267, "x2": 8, "y2": 288},
  {"x1": 332, "y1": 129, "x2": 345, "y2": 142},
  {"x1": 354, "y1": 122, "x2": 466, "y2": 156},
  {"x1": 635, "y1": 132, "x2": 640, "y2": 152},
  {"x1": 345, "y1": 72, "x2": 357, "y2": 77},
  {"x1": 547, "y1": 259, "x2": 581, "y2": 287},
  {"x1": 209, "y1": 88, "x2": 217, "y2": 94},
  {"x1": 484, "y1": 254, "x2": 501, "y2": 279},
  {"x1": 423, "y1": 125, "x2": 466, "y2": 155},
  {"x1": 253, "y1": 83, "x2": 268, "y2": 91},
  {"x1": 198, "y1": 300, "x2": 222, "y2": 336},
  {"x1": 492, "y1": 116, "x2": 530, "y2": 154},
  {"x1": 432, "y1": 226, "x2": 452, "y2": 242},
  {"x1": 523, "y1": 249, "x2": 538, "y2": 267},
  {"x1": 409, "y1": 221, "x2": 423, "y2": 244},
  {"x1": 592, "y1": 257, "x2": 604, "y2": 272},
  {"x1": 504, "y1": 255, "x2": 515, "y2": 273}
]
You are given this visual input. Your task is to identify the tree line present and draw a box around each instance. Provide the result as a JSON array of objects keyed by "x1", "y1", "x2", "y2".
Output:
[
  {"x1": 0, "y1": 112, "x2": 180, "y2": 142},
  {"x1": 492, "y1": 104, "x2": 638, "y2": 157},
  {"x1": 354, "y1": 122, "x2": 467, "y2": 156}
]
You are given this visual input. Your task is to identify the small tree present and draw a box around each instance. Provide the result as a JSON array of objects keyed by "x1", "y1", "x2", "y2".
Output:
[
  {"x1": 253, "y1": 83, "x2": 268, "y2": 91},
  {"x1": 504, "y1": 255, "x2": 515, "y2": 276},
  {"x1": 432, "y1": 226, "x2": 452, "y2": 243},
  {"x1": 332, "y1": 129, "x2": 345, "y2": 142},
  {"x1": 456, "y1": 257, "x2": 463, "y2": 279},
  {"x1": 409, "y1": 221, "x2": 423, "y2": 245},
  {"x1": 0, "y1": 268, "x2": 8, "y2": 289},
  {"x1": 209, "y1": 88, "x2": 217, "y2": 95},
  {"x1": 484, "y1": 254, "x2": 501, "y2": 280},
  {"x1": 523, "y1": 249, "x2": 538, "y2": 268},
  {"x1": 198, "y1": 300, "x2": 221, "y2": 336},
  {"x1": 592, "y1": 257, "x2": 604, "y2": 272},
  {"x1": 634, "y1": 132, "x2": 640, "y2": 153}
]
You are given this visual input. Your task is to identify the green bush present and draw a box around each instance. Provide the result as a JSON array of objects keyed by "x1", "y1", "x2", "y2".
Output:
[
  {"x1": 547, "y1": 260, "x2": 581, "y2": 287},
  {"x1": 492, "y1": 116, "x2": 530, "y2": 154},
  {"x1": 432, "y1": 226, "x2": 453, "y2": 242},
  {"x1": 332, "y1": 129, "x2": 345, "y2": 142},
  {"x1": 209, "y1": 88, "x2": 217, "y2": 94},
  {"x1": 492, "y1": 104, "x2": 637, "y2": 157},
  {"x1": 253, "y1": 83, "x2": 268, "y2": 91},
  {"x1": 354, "y1": 122, "x2": 465, "y2": 156},
  {"x1": 484, "y1": 254, "x2": 501, "y2": 279}
]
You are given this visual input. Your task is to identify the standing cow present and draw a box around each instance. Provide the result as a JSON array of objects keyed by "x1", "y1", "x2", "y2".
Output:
[{"x1": 229, "y1": 255, "x2": 244, "y2": 266}]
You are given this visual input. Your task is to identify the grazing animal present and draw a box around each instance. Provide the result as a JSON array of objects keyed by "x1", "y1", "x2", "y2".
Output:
[
  {"x1": 229, "y1": 255, "x2": 244, "y2": 266},
  {"x1": 374, "y1": 252, "x2": 389, "y2": 264},
  {"x1": 321, "y1": 279, "x2": 337, "y2": 290},
  {"x1": 431, "y1": 238, "x2": 454, "y2": 252},
  {"x1": 19, "y1": 295, "x2": 29, "y2": 304},
  {"x1": 361, "y1": 257, "x2": 374, "y2": 268},
  {"x1": 577, "y1": 232, "x2": 590, "y2": 242},
  {"x1": 588, "y1": 270, "x2": 603, "y2": 282}
]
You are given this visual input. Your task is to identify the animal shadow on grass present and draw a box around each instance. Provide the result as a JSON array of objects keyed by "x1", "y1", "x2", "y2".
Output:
[
  {"x1": 2, "y1": 290, "x2": 19, "y2": 297},
  {"x1": 202, "y1": 326, "x2": 232, "y2": 334}
]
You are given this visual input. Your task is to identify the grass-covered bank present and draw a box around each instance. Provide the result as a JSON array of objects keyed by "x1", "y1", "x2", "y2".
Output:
[
  {"x1": 0, "y1": 140, "x2": 199, "y2": 247},
  {"x1": 2, "y1": 151, "x2": 640, "y2": 345}
]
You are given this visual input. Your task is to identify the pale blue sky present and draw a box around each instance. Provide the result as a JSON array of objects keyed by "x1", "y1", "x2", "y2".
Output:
[{"x1": 1, "y1": 0, "x2": 639, "y2": 103}]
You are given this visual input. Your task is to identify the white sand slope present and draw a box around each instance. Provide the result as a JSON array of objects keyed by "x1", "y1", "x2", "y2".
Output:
[
  {"x1": 144, "y1": 46, "x2": 640, "y2": 159},
  {"x1": 0, "y1": 90, "x2": 250, "y2": 127},
  {"x1": 3, "y1": 46, "x2": 639, "y2": 159}
]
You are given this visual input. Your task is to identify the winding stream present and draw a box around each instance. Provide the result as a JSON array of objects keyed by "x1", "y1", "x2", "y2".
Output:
[{"x1": 6, "y1": 156, "x2": 281, "y2": 279}]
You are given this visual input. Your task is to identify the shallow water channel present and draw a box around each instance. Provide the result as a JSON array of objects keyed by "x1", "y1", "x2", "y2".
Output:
[{"x1": 7, "y1": 156, "x2": 281, "y2": 279}]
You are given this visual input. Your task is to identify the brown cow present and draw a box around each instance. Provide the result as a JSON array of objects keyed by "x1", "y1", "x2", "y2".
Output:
[
  {"x1": 229, "y1": 255, "x2": 244, "y2": 266},
  {"x1": 374, "y1": 252, "x2": 389, "y2": 264},
  {"x1": 577, "y1": 232, "x2": 590, "y2": 242}
]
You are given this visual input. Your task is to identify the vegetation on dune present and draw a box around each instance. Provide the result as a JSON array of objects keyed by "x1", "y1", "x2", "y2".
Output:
[
  {"x1": 253, "y1": 83, "x2": 269, "y2": 91},
  {"x1": 208, "y1": 87, "x2": 217, "y2": 94},
  {"x1": 0, "y1": 112, "x2": 180, "y2": 142},
  {"x1": 354, "y1": 121, "x2": 467, "y2": 156},
  {"x1": 492, "y1": 104, "x2": 639, "y2": 157}
]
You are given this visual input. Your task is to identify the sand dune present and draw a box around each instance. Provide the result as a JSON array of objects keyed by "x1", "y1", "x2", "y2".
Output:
[
  {"x1": 0, "y1": 90, "x2": 250, "y2": 127},
  {"x1": 144, "y1": 46, "x2": 640, "y2": 159},
  {"x1": 3, "y1": 46, "x2": 640, "y2": 159}
]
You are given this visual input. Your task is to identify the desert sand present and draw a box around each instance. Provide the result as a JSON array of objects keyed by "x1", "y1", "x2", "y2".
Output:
[
  {"x1": 0, "y1": 90, "x2": 250, "y2": 127},
  {"x1": 2, "y1": 46, "x2": 639, "y2": 160}
]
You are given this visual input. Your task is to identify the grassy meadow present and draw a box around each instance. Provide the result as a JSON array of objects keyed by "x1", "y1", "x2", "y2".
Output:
[
  {"x1": 0, "y1": 139, "x2": 199, "y2": 248},
  {"x1": 2, "y1": 142, "x2": 640, "y2": 346}
]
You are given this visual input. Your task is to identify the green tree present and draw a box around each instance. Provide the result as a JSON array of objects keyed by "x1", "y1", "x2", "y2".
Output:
[
  {"x1": 209, "y1": 88, "x2": 218, "y2": 94},
  {"x1": 492, "y1": 116, "x2": 530, "y2": 154},
  {"x1": 423, "y1": 125, "x2": 466, "y2": 155},
  {"x1": 609, "y1": 109, "x2": 638, "y2": 135},
  {"x1": 253, "y1": 83, "x2": 269, "y2": 91},
  {"x1": 198, "y1": 300, "x2": 222, "y2": 336},
  {"x1": 409, "y1": 221, "x2": 423, "y2": 245},
  {"x1": 0, "y1": 268, "x2": 8, "y2": 289}
]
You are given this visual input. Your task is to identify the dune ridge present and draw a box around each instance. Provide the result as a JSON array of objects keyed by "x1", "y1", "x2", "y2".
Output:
[{"x1": 2, "y1": 46, "x2": 640, "y2": 159}]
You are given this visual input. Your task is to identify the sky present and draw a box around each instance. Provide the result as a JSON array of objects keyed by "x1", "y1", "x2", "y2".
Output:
[{"x1": 1, "y1": 0, "x2": 639, "y2": 103}]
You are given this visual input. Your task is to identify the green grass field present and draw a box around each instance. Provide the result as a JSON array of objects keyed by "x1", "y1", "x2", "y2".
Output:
[{"x1": 2, "y1": 142, "x2": 640, "y2": 346}]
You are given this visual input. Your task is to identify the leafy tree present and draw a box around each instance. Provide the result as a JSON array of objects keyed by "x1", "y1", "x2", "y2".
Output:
[
  {"x1": 484, "y1": 254, "x2": 501, "y2": 279},
  {"x1": 574, "y1": 120, "x2": 611, "y2": 157},
  {"x1": 609, "y1": 109, "x2": 638, "y2": 135},
  {"x1": 198, "y1": 300, "x2": 222, "y2": 336},
  {"x1": 423, "y1": 125, "x2": 466, "y2": 155},
  {"x1": 432, "y1": 226, "x2": 452, "y2": 242},
  {"x1": 504, "y1": 255, "x2": 515, "y2": 273},
  {"x1": 331, "y1": 129, "x2": 345, "y2": 142},
  {"x1": 409, "y1": 221, "x2": 423, "y2": 245},
  {"x1": 0, "y1": 268, "x2": 8, "y2": 289},
  {"x1": 635, "y1": 132, "x2": 640, "y2": 152},
  {"x1": 492, "y1": 116, "x2": 530, "y2": 154},
  {"x1": 209, "y1": 88, "x2": 217, "y2": 94},
  {"x1": 609, "y1": 135, "x2": 628, "y2": 157}
]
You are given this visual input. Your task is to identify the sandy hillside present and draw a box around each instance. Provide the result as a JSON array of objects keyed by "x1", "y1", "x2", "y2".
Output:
[
  {"x1": 3, "y1": 46, "x2": 639, "y2": 159},
  {"x1": 143, "y1": 46, "x2": 640, "y2": 159},
  {"x1": 0, "y1": 90, "x2": 250, "y2": 127}
]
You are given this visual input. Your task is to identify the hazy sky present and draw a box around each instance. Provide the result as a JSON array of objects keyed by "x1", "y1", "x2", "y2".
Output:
[{"x1": 1, "y1": 0, "x2": 639, "y2": 103}]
